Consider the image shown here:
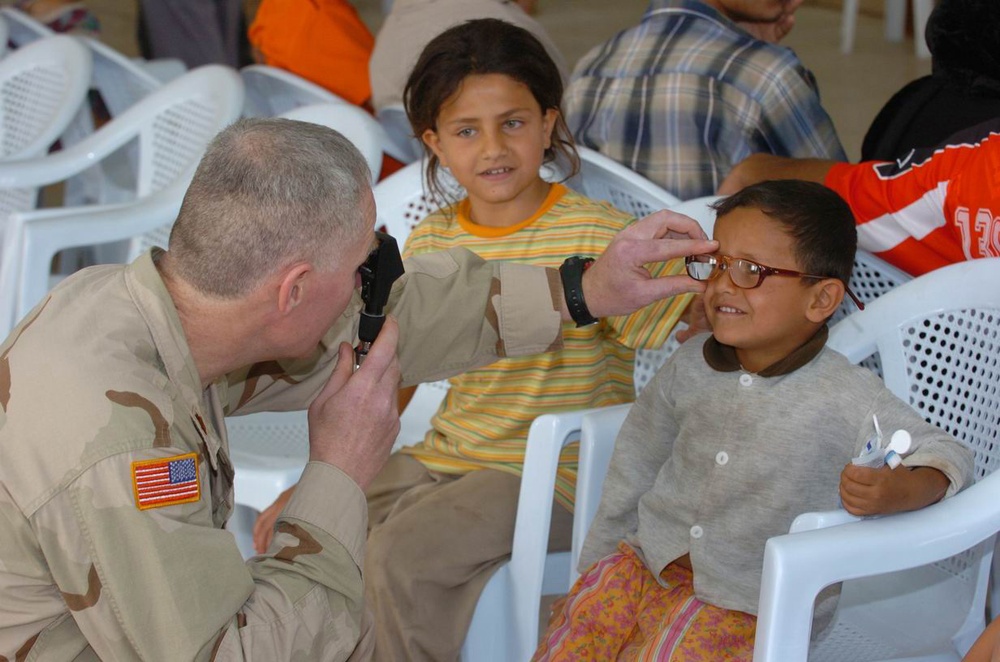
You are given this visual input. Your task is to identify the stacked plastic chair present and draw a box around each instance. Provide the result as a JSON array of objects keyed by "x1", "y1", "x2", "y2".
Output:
[{"x1": 1, "y1": 66, "x2": 244, "y2": 336}]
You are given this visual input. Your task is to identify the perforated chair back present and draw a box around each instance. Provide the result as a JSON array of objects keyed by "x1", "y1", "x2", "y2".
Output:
[
  {"x1": 86, "y1": 37, "x2": 161, "y2": 117},
  {"x1": 573, "y1": 147, "x2": 681, "y2": 219},
  {"x1": 121, "y1": 66, "x2": 246, "y2": 260},
  {"x1": 630, "y1": 196, "x2": 722, "y2": 393},
  {"x1": 241, "y1": 64, "x2": 350, "y2": 118},
  {"x1": 754, "y1": 257, "x2": 1000, "y2": 661},
  {"x1": 0, "y1": 35, "x2": 91, "y2": 162},
  {"x1": 0, "y1": 66, "x2": 243, "y2": 334},
  {"x1": 373, "y1": 160, "x2": 461, "y2": 239},
  {"x1": 0, "y1": 34, "x2": 91, "y2": 234}
]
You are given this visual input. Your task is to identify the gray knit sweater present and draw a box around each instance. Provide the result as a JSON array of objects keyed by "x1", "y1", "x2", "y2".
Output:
[{"x1": 581, "y1": 330, "x2": 975, "y2": 616}]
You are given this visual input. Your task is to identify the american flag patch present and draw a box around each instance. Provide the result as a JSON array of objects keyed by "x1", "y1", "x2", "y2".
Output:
[{"x1": 131, "y1": 453, "x2": 200, "y2": 510}]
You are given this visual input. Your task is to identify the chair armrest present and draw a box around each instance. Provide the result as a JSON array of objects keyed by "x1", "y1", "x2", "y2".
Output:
[
  {"x1": 754, "y1": 471, "x2": 1000, "y2": 662},
  {"x1": 505, "y1": 407, "x2": 604, "y2": 662},
  {"x1": 572, "y1": 403, "x2": 632, "y2": 579},
  {"x1": 13, "y1": 179, "x2": 187, "y2": 321},
  {"x1": 0, "y1": 114, "x2": 145, "y2": 189},
  {"x1": 789, "y1": 509, "x2": 861, "y2": 533}
]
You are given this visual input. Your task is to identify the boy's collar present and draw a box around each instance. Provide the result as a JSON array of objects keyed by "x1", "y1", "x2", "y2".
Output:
[{"x1": 703, "y1": 325, "x2": 829, "y2": 377}]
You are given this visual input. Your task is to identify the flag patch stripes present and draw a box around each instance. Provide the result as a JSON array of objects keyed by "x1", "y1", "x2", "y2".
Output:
[{"x1": 131, "y1": 452, "x2": 200, "y2": 510}]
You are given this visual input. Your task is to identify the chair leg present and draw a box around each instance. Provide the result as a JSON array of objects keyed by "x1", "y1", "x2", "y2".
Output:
[
  {"x1": 841, "y1": 0, "x2": 860, "y2": 54},
  {"x1": 912, "y1": 0, "x2": 932, "y2": 59},
  {"x1": 884, "y1": 0, "x2": 906, "y2": 42}
]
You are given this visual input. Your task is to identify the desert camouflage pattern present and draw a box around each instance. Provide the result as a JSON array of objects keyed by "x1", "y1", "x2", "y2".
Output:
[{"x1": 0, "y1": 247, "x2": 562, "y2": 661}]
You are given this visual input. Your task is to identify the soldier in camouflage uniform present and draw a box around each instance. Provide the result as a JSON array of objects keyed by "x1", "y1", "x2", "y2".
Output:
[{"x1": 0, "y1": 118, "x2": 714, "y2": 661}]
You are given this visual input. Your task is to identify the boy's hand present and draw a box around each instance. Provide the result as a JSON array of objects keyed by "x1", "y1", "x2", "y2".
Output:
[{"x1": 839, "y1": 464, "x2": 949, "y2": 516}]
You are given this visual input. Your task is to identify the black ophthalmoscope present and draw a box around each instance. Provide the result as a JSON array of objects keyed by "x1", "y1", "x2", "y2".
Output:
[{"x1": 354, "y1": 231, "x2": 405, "y2": 370}]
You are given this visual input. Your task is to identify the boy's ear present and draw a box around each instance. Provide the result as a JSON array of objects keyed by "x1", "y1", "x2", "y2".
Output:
[
  {"x1": 422, "y1": 129, "x2": 447, "y2": 167},
  {"x1": 806, "y1": 279, "x2": 845, "y2": 322}
]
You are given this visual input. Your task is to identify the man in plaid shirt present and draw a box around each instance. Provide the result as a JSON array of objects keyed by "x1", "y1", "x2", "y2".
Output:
[{"x1": 564, "y1": 0, "x2": 846, "y2": 200}]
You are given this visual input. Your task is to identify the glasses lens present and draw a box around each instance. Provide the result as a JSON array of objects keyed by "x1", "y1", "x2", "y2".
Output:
[
  {"x1": 730, "y1": 259, "x2": 762, "y2": 288},
  {"x1": 686, "y1": 255, "x2": 717, "y2": 281}
]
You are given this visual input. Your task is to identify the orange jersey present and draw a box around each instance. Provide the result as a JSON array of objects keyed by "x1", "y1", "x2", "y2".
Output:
[
  {"x1": 824, "y1": 119, "x2": 1000, "y2": 276},
  {"x1": 249, "y1": 0, "x2": 374, "y2": 107}
]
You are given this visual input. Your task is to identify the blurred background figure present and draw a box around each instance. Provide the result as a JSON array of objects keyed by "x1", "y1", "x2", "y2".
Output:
[
  {"x1": 249, "y1": 0, "x2": 375, "y2": 109},
  {"x1": 369, "y1": 0, "x2": 566, "y2": 113},
  {"x1": 136, "y1": 0, "x2": 247, "y2": 69},
  {"x1": 860, "y1": 0, "x2": 1000, "y2": 161}
]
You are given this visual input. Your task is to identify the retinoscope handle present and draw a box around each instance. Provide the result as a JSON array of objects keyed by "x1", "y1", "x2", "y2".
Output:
[{"x1": 354, "y1": 231, "x2": 405, "y2": 369}]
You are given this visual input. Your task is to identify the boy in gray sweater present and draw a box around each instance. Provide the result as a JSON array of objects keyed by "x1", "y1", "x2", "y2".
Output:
[{"x1": 534, "y1": 180, "x2": 974, "y2": 661}]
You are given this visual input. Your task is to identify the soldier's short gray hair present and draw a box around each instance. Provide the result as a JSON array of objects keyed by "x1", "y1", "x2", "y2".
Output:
[{"x1": 168, "y1": 117, "x2": 373, "y2": 298}]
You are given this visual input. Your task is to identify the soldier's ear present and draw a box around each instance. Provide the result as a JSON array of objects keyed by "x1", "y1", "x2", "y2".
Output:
[{"x1": 277, "y1": 263, "x2": 312, "y2": 313}]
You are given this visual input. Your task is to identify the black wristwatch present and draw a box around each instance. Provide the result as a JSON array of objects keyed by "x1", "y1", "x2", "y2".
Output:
[{"x1": 559, "y1": 256, "x2": 599, "y2": 327}]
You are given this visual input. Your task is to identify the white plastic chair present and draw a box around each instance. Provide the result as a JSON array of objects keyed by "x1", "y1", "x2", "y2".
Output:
[
  {"x1": 0, "y1": 65, "x2": 244, "y2": 335},
  {"x1": 0, "y1": 35, "x2": 91, "y2": 162},
  {"x1": 569, "y1": 261, "x2": 1000, "y2": 662},
  {"x1": 240, "y1": 64, "x2": 351, "y2": 119},
  {"x1": 573, "y1": 147, "x2": 681, "y2": 219},
  {"x1": 281, "y1": 104, "x2": 389, "y2": 183},
  {"x1": 841, "y1": 0, "x2": 933, "y2": 59},
  {"x1": 376, "y1": 103, "x2": 424, "y2": 165},
  {"x1": 754, "y1": 257, "x2": 1000, "y2": 662}
]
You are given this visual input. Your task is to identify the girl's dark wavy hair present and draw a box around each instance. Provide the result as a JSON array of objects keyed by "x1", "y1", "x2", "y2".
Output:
[{"x1": 403, "y1": 18, "x2": 579, "y2": 207}]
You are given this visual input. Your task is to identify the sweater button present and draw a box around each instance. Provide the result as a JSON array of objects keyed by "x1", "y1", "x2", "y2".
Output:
[
  {"x1": 739, "y1": 373, "x2": 753, "y2": 386},
  {"x1": 690, "y1": 525, "x2": 703, "y2": 539}
]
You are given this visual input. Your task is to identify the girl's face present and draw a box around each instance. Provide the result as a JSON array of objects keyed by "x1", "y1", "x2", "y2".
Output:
[{"x1": 422, "y1": 73, "x2": 558, "y2": 227}]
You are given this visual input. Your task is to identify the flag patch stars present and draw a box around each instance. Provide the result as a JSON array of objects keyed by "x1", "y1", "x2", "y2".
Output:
[{"x1": 131, "y1": 453, "x2": 201, "y2": 510}]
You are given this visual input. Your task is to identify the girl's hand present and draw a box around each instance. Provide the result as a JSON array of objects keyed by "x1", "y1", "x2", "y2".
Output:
[{"x1": 839, "y1": 464, "x2": 949, "y2": 516}]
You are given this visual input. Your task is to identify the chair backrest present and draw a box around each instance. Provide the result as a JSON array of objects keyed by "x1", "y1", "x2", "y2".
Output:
[
  {"x1": 0, "y1": 35, "x2": 91, "y2": 162},
  {"x1": 372, "y1": 160, "x2": 460, "y2": 240},
  {"x1": 85, "y1": 37, "x2": 162, "y2": 118},
  {"x1": 753, "y1": 258, "x2": 1000, "y2": 661},
  {"x1": 240, "y1": 64, "x2": 350, "y2": 118},
  {"x1": 0, "y1": 7, "x2": 53, "y2": 47},
  {"x1": 375, "y1": 103, "x2": 424, "y2": 164},
  {"x1": 1, "y1": 66, "x2": 244, "y2": 331},
  {"x1": 121, "y1": 65, "x2": 246, "y2": 258},
  {"x1": 630, "y1": 196, "x2": 722, "y2": 393},
  {"x1": 572, "y1": 147, "x2": 681, "y2": 219},
  {"x1": 829, "y1": 258, "x2": 1000, "y2": 479},
  {"x1": 281, "y1": 103, "x2": 387, "y2": 183}
]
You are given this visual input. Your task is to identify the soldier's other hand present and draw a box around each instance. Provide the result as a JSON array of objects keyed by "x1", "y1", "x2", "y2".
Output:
[
  {"x1": 581, "y1": 210, "x2": 717, "y2": 318},
  {"x1": 307, "y1": 317, "x2": 401, "y2": 490}
]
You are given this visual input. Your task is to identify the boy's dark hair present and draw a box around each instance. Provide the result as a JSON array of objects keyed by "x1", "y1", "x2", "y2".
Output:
[
  {"x1": 403, "y1": 18, "x2": 579, "y2": 204},
  {"x1": 712, "y1": 180, "x2": 857, "y2": 285}
]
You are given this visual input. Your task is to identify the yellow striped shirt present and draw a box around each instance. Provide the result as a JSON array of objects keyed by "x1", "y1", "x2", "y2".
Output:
[{"x1": 399, "y1": 184, "x2": 691, "y2": 509}]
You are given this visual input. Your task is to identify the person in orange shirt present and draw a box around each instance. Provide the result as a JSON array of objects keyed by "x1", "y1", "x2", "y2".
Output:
[
  {"x1": 719, "y1": 118, "x2": 1000, "y2": 277},
  {"x1": 248, "y1": 0, "x2": 375, "y2": 109}
]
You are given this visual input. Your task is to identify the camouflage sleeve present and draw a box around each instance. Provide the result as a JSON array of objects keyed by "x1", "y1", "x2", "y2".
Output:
[
  {"x1": 32, "y1": 452, "x2": 368, "y2": 661},
  {"x1": 225, "y1": 247, "x2": 564, "y2": 413}
]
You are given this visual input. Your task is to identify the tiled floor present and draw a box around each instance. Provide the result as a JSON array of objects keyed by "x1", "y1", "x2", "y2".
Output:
[{"x1": 80, "y1": 0, "x2": 929, "y2": 161}]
